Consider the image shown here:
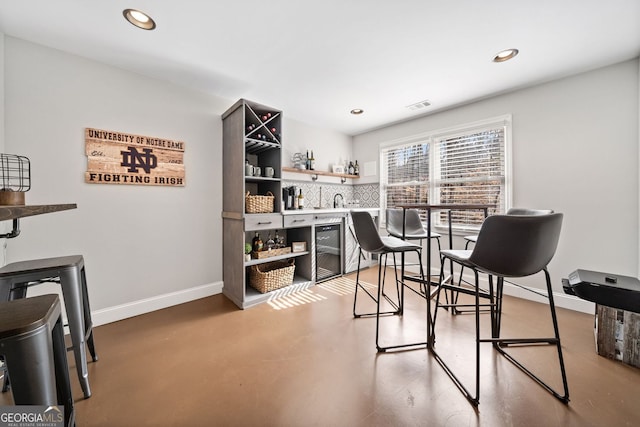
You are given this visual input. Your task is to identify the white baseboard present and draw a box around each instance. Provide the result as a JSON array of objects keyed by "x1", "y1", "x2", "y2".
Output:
[
  {"x1": 91, "y1": 281, "x2": 224, "y2": 327},
  {"x1": 500, "y1": 279, "x2": 595, "y2": 314}
]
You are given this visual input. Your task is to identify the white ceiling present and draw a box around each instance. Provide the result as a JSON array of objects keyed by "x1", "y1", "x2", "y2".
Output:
[{"x1": 0, "y1": 0, "x2": 639, "y2": 136}]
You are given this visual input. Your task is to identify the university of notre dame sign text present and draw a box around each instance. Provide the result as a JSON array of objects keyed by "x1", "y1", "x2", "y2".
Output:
[{"x1": 85, "y1": 128, "x2": 185, "y2": 186}]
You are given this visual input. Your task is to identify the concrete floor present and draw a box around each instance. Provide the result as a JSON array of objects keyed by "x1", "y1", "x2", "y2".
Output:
[{"x1": 2, "y1": 268, "x2": 640, "y2": 426}]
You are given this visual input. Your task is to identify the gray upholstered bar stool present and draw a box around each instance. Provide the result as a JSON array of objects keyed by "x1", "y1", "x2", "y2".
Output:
[
  {"x1": 0, "y1": 294, "x2": 75, "y2": 427},
  {"x1": 0, "y1": 255, "x2": 97, "y2": 399}
]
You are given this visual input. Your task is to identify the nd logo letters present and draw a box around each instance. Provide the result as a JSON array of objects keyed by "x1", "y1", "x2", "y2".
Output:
[{"x1": 121, "y1": 146, "x2": 157, "y2": 174}]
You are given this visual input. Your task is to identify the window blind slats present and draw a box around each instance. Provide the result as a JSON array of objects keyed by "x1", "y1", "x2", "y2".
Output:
[
  {"x1": 381, "y1": 121, "x2": 508, "y2": 230},
  {"x1": 436, "y1": 127, "x2": 505, "y2": 226}
]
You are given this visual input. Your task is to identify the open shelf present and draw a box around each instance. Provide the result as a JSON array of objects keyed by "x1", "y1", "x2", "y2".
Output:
[
  {"x1": 244, "y1": 250, "x2": 310, "y2": 267},
  {"x1": 243, "y1": 276, "x2": 314, "y2": 308},
  {"x1": 282, "y1": 167, "x2": 359, "y2": 180},
  {"x1": 245, "y1": 139, "x2": 280, "y2": 154},
  {"x1": 0, "y1": 204, "x2": 77, "y2": 221}
]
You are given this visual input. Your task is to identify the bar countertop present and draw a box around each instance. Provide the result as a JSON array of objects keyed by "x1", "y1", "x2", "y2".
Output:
[{"x1": 0, "y1": 204, "x2": 77, "y2": 221}]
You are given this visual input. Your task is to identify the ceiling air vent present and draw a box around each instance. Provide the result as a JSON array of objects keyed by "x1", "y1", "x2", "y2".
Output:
[{"x1": 406, "y1": 100, "x2": 431, "y2": 111}]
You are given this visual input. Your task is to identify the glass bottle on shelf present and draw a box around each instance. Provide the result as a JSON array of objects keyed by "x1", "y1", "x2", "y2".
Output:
[
  {"x1": 266, "y1": 233, "x2": 275, "y2": 251},
  {"x1": 274, "y1": 230, "x2": 282, "y2": 248},
  {"x1": 252, "y1": 232, "x2": 263, "y2": 252},
  {"x1": 310, "y1": 151, "x2": 316, "y2": 170},
  {"x1": 298, "y1": 189, "x2": 305, "y2": 209},
  {"x1": 354, "y1": 160, "x2": 360, "y2": 176},
  {"x1": 348, "y1": 161, "x2": 355, "y2": 175}
]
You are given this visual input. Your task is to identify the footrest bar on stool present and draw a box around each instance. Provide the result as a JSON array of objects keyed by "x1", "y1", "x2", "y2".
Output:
[
  {"x1": 355, "y1": 310, "x2": 401, "y2": 318},
  {"x1": 479, "y1": 337, "x2": 559, "y2": 346},
  {"x1": 377, "y1": 341, "x2": 428, "y2": 353}
]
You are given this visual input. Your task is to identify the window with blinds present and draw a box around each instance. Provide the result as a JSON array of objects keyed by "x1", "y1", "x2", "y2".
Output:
[
  {"x1": 380, "y1": 116, "x2": 511, "y2": 231},
  {"x1": 381, "y1": 142, "x2": 429, "y2": 208}
]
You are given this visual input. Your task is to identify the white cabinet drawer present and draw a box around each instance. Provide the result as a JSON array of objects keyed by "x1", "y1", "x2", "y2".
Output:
[
  {"x1": 245, "y1": 214, "x2": 283, "y2": 231},
  {"x1": 313, "y1": 213, "x2": 345, "y2": 225},
  {"x1": 284, "y1": 214, "x2": 314, "y2": 228}
]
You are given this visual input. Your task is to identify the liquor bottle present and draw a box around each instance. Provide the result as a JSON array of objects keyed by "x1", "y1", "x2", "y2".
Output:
[
  {"x1": 274, "y1": 230, "x2": 282, "y2": 248},
  {"x1": 306, "y1": 150, "x2": 311, "y2": 170},
  {"x1": 348, "y1": 161, "x2": 355, "y2": 175},
  {"x1": 298, "y1": 189, "x2": 305, "y2": 209},
  {"x1": 354, "y1": 160, "x2": 360, "y2": 176},
  {"x1": 294, "y1": 191, "x2": 299, "y2": 209},
  {"x1": 252, "y1": 232, "x2": 263, "y2": 252},
  {"x1": 310, "y1": 151, "x2": 316, "y2": 170}
]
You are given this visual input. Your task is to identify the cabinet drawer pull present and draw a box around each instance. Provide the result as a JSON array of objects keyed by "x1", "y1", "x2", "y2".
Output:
[
  {"x1": 293, "y1": 219, "x2": 306, "y2": 222},
  {"x1": 257, "y1": 221, "x2": 272, "y2": 225}
]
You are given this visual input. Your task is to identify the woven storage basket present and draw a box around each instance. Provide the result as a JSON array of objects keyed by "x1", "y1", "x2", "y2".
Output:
[
  {"x1": 249, "y1": 259, "x2": 295, "y2": 293},
  {"x1": 245, "y1": 191, "x2": 274, "y2": 213}
]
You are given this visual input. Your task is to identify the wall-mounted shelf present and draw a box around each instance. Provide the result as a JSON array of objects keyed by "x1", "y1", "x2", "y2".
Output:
[
  {"x1": 0, "y1": 204, "x2": 77, "y2": 221},
  {"x1": 282, "y1": 167, "x2": 359, "y2": 183},
  {"x1": 244, "y1": 250, "x2": 310, "y2": 267}
]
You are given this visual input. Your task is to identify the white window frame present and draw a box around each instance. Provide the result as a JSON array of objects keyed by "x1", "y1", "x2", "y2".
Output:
[{"x1": 379, "y1": 114, "x2": 512, "y2": 233}]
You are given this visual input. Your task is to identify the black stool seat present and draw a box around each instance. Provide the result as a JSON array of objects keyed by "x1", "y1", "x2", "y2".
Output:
[
  {"x1": 0, "y1": 255, "x2": 97, "y2": 399},
  {"x1": 0, "y1": 294, "x2": 74, "y2": 427}
]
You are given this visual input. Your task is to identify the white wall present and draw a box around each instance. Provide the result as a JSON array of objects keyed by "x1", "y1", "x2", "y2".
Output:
[
  {"x1": 282, "y1": 118, "x2": 353, "y2": 185},
  {"x1": 354, "y1": 59, "x2": 640, "y2": 301}
]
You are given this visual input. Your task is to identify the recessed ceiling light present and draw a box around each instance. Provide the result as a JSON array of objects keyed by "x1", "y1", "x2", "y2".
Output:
[
  {"x1": 123, "y1": 9, "x2": 156, "y2": 30},
  {"x1": 350, "y1": 109, "x2": 364, "y2": 115},
  {"x1": 493, "y1": 48, "x2": 519, "y2": 63}
]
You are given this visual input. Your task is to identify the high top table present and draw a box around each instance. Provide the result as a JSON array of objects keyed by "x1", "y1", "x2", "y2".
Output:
[{"x1": 393, "y1": 203, "x2": 490, "y2": 344}]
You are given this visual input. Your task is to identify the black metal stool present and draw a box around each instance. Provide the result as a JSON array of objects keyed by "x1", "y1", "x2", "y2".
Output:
[
  {"x1": 351, "y1": 210, "x2": 427, "y2": 352},
  {"x1": 0, "y1": 255, "x2": 97, "y2": 399},
  {"x1": 432, "y1": 213, "x2": 569, "y2": 406},
  {"x1": 0, "y1": 294, "x2": 75, "y2": 427}
]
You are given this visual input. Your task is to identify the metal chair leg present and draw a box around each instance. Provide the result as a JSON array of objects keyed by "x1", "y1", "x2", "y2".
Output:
[
  {"x1": 377, "y1": 248, "x2": 428, "y2": 352},
  {"x1": 430, "y1": 263, "x2": 481, "y2": 405},
  {"x1": 353, "y1": 251, "x2": 400, "y2": 318},
  {"x1": 489, "y1": 269, "x2": 570, "y2": 403}
]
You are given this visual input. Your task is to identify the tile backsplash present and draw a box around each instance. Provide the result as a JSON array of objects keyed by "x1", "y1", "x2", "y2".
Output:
[{"x1": 282, "y1": 180, "x2": 380, "y2": 209}]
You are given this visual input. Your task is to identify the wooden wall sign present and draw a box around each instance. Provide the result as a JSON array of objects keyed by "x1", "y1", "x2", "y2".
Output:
[{"x1": 85, "y1": 128, "x2": 185, "y2": 186}]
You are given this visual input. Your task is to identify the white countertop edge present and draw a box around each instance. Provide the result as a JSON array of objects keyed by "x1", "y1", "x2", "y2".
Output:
[{"x1": 281, "y1": 207, "x2": 379, "y2": 215}]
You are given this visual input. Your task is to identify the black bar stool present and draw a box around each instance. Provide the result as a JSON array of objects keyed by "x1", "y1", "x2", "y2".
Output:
[
  {"x1": 432, "y1": 212, "x2": 569, "y2": 406},
  {"x1": 0, "y1": 294, "x2": 75, "y2": 427},
  {"x1": 0, "y1": 255, "x2": 97, "y2": 398},
  {"x1": 351, "y1": 210, "x2": 427, "y2": 352}
]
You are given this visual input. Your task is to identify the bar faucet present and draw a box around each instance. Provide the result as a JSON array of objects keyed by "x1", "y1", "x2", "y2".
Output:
[{"x1": 333, "y1": 193, "x2": 344, "y2": 208}]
